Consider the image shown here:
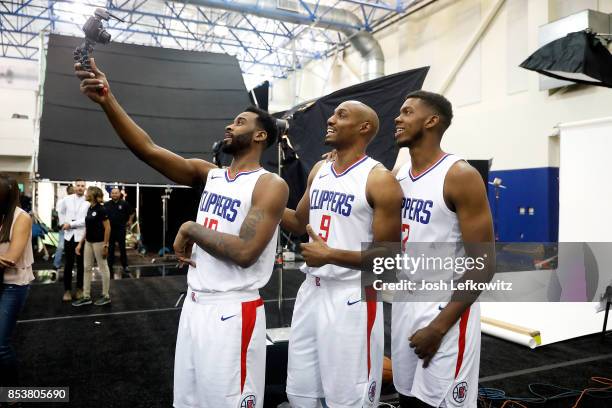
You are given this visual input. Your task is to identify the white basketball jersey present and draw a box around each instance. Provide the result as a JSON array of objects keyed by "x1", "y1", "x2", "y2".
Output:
[
  {"x1": 188, "y1": 167, "x2": 277, "y2": 292},
  {"x1": 396, "y1": 153, "x2": 463, "y2": 244},
  {"x1": 303, "y1": 156, "x2": 380, "y2": 281}
]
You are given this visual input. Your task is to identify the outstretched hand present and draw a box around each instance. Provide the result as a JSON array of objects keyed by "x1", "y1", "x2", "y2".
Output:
[
  {"x1": 300, "y1": 224, "x2": 331, "y2": 267},
  {"x1": 75, "y1": 58, "x2": 110, "y2": 104}
]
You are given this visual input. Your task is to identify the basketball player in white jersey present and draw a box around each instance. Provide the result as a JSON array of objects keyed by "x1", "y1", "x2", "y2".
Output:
[
  {"x1": 282, "y1": 101, "x2": 403, "y2": 408},
  {"x1": 391, "y1": 91, "x2": 494, "y2": 408},
  {"x1": 75, "y1": 59, "x2": 289, "y2": 408}
]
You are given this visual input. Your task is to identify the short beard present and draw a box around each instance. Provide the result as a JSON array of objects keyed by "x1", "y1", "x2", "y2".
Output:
[
  {"x1": 221, "y1": 131, "x2": 253, "y2": 155},
  {"x1": 397, "y1": 128, "x2": 423, "y2": 148}
]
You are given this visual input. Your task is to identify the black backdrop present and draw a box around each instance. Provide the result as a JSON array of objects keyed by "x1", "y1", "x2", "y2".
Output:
[
  {"x1": 255, "y1": 67, "x2": 429, "y2": 214},
  {"x1": 39, "y1": 34, "x2": 251, "y2": 184},
  {"x1": 38, "y1": 34, "x2": 250, "y2": 251},
  {"x1": 276, "y1": 67, "x2": 430, "y2": 172}
]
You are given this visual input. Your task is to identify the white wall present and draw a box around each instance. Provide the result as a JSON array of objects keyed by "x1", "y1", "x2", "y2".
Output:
[
  {"x1": 0, "y1": 57, "x2": 39, "y2": 173},
  {"x1": 269, "y1": 0, "x2": 612, "y2": 171}
]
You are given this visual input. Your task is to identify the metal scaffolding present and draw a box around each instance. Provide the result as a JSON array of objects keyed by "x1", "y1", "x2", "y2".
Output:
[{"x1": 0, "y1": 0, "x2": 415, "y2": 80}]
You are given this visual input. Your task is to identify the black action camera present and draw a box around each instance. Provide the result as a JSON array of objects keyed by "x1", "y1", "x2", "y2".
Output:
[{"x1": 73, "y1": 8, "x2": 122, "y2": 71}]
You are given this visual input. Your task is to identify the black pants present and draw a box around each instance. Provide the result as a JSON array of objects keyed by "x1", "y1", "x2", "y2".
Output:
[
  {"x1": 107, "y1": 227, "x2": 127, "y2": 276},
  {"x1": 399, "y1": 394, "x2": 435, "y2": 408},
  {"x1": 63, "y1": 238, "x2": 83, "y2": 291}
]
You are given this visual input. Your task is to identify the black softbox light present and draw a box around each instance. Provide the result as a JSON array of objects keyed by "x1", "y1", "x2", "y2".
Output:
[
  {"x1": 280, "y1": 67, "x2": 429, "y2": 171},
  {"x1": 520, "y1": 30, "x2": 612, "y2": 88}
]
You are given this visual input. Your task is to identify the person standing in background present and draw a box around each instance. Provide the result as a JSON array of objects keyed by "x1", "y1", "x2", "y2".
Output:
[
  {"x1": 104, "y1": 187, "x2": 134, "y2": 278},
  {"x1": 57, "y1": 179, "x2": 89, "y2": 302},
  {"x1": 73, "y1": 186, "x2": 112, "y2": 306},
  {"x1": 0, "y1": 174, "x2": 34, "y2": 389},
  {"x1": 53, "y1": 184, "x2": 75, "y2": 271}
]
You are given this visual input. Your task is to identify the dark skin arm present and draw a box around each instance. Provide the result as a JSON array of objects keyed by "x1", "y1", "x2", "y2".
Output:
[
  {"x1": 280, "y1": 161, "x2": 324, "y2": 236},
  {"x1": 173, "y1": 174, "x2": 289, "y2": 268},
  {"x1": 409, "y1": 161, "x2": 495, "y2": 367},
  {"x1": 300, "y1": 165, "x2": 403, "y2": 268},
  {"x1": 75, "y1": 58, "x2": 216, "y2": 187}
]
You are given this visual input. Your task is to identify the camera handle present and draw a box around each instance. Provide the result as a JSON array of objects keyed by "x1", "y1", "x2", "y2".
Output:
[{"x1": 74, "y1": 39, "x2": 108, "y2": 96}]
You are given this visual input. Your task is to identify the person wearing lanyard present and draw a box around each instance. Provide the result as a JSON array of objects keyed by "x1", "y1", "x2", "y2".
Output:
[{"x1": 73, "y1": 186, "x2": 111, "y2": 306}]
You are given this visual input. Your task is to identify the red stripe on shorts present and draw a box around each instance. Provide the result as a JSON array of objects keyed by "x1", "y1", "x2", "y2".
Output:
[
  {"x1": 365, "y1": 286, "x2": 377, "y2": 377},
  {"x1": 241, "y1": 298, "x2": 263, "y2": 392},
  {"x1": 454, "y1": 306, "x2": 471, "y2": 379}
]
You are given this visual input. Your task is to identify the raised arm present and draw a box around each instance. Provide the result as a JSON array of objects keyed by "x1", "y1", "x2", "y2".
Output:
[
  {"x1": 281, "y1": 160, "x2": 324, "y2": 235},
  {"x1": 75, "y1": 58, "x2": 216, "y2": 187},
  {"x1": 0, "y1": 212, "x2": 32, "y2": 267},
  {"x1": 300, "y1": 166, "x2": 403, "y2": 268},
  {"x1": 174, "y1": 174, "x2": 289, "y2": 268}
]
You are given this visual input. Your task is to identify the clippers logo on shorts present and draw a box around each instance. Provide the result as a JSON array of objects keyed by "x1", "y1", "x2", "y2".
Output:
[
  {"x1": 452, "y1": 382, "x2": 468, "y2": 404},
  {"x1": 401, "y1": 197, "x2": 432, "y2": 225},
  {"x1": 239, "y1": 394, "x2": 256, "y2": 408},
  {"x1": 368, "y1": 381, "x2": 377, "y2": 402},
  {"x1": 309, "y1": 189, "x2": 354, "y2": 216},
  {"x1": 199, "y1": 191, "x2": 241, "y2": 222}
]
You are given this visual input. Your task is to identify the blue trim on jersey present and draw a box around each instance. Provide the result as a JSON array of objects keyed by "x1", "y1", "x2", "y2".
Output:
[
  {"x1": 408, "y1": 154, "x2": 450, "y2": 181},
  {"x1": 224, "y1": 167, "x2": 263, "y2": 182},
  {"x1": 331, "y1": 155, "x2": 369, "y2": 178}
]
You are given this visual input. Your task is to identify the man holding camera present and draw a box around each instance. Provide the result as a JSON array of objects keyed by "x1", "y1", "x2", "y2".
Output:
[{"x1": 75, "y1": 58, "x2": 288, "y2": 408}]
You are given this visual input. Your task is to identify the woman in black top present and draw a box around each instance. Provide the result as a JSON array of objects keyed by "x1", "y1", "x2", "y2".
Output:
[{"x1": 73, "y1": 186, "x2": 111, "y2": 306}]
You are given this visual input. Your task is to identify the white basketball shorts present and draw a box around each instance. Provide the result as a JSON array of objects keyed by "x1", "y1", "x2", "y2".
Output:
[
  {"x1": 286, "y1": 274, "x2": 384, "y2": 408},
  {"x1": 173, "y1": 288, "x2": 266, "y2": 408},
  {"x1": 392, "y1": 301, "x2": 481, "y2": 408}
]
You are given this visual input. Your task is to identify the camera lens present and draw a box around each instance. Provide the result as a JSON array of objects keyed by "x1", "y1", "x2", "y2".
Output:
[{"x1": 99, "y1": 30, "x2": 111, "y2": 44}]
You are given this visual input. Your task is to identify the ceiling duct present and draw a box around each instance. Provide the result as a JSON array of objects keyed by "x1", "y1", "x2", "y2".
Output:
[{"x1": 181, "y1": 0, "x2": 385, "y2": 80}]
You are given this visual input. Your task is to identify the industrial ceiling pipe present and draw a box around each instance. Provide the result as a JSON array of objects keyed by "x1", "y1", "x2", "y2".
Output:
[{"x1": 181, "y1": 0, "x2": 385, "y2": 80}]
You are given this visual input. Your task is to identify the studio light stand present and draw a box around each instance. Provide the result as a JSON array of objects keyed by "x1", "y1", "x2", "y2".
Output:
[
  {"x1": 275, "y1": 118, "x2": 289, "y2": 326},
  {"x1": 160, "y1": 187, "x2": 172, "y2": 258},
  {"x1": 601, "y1": 285, "x2": 612, "y2": 342},
  {"x1": 488, "y1": 177, "x2": 506, "y2": 242}
]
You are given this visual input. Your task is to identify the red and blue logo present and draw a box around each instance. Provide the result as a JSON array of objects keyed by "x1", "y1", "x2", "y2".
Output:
[
  {"x1": 368, "y1": 381, "x2": 377, "y2": 402},
  {"x1": 452, "y1": 381, "x2": 468, "y2": 404},
  {"x1": 240, "y1": 394, "x2": 256, "y2": 408}
]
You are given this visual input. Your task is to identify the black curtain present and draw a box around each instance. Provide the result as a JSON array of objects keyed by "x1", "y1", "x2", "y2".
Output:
[
  {"x1": 39, "y1": 34, "x2": 251, "y2": 184},
  {"x1": 269, "y1": 67, "x2": 429, "y2": 173},
  {"x1": 260, "y1": 67, "x2": 429, "y2": 213},
  {"x1": 137, "y1": 187, "x2": 200, "y2": 253}
]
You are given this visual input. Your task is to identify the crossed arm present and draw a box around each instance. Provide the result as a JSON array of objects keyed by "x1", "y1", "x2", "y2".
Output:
[{"x1": 174, "y1": 174, "x2": 289, "y2": 268}]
